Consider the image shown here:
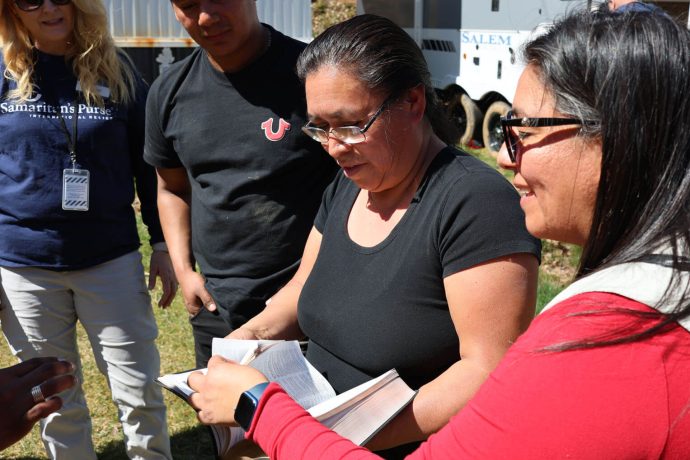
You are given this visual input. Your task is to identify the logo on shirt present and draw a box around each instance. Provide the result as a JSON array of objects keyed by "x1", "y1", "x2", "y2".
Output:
[
  {"x1": 261, "y1": 117, "x2": 291, "y2": 142},
  {"x1": 0, "y1": 90, "x2": 113, "y2": 120}
]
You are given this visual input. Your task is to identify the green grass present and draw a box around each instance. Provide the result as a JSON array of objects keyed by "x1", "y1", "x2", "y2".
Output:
[{"x1": 537, "y1": 240, "x2": 580, "y2": 313}]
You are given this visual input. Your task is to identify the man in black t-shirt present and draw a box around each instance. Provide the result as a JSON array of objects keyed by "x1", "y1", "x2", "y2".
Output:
[{"x1": 145, "y1": 1, "x2": 337, "y2": 366}]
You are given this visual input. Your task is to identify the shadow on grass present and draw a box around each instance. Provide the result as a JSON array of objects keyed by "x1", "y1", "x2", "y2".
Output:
[{"x1": 96, "y1": 425, "x2": 216, "y2": 460}]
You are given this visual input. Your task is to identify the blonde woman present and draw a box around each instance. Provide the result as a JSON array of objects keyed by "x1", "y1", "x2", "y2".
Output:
[{"x1": 0, "y1": 0, "x2": 174, "y2": 458}]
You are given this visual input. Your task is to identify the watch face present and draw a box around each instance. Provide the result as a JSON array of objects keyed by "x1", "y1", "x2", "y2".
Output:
[
  {"x1": 235, "y1": 391, "x2": 259, "y2": 431},
  {"x1": 235, "y1": 382, "x2": 270, "y2": 431}
]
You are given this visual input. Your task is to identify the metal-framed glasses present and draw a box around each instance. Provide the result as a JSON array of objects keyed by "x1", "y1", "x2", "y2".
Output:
[
  {"x1": 301, "y1": 97, "x2": 392, "y2": 145},
  {"x1": 500, "y1": 111, "x2": 597, "y2": 162},
  {"x1": 14, "y1": 0, "x2": 71, "y2": 12}
]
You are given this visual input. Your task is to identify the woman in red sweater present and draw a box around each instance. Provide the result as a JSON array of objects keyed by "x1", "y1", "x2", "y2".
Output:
[{"x1": 188, "y1": 9, "x2": 690, "y2": 459}]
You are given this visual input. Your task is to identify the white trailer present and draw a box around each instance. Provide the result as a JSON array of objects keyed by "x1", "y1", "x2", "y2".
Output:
[
  {"x1": 357, "y1": 0, "x2": 690, "y2": 153},
  {"x1": 104, "y1": 0, "x2": 312, "y2": 83}
]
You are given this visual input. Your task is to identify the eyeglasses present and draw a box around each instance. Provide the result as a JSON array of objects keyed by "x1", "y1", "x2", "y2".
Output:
[
  {"x1": 14, "y1": 0, "x2": 71, "y2": 12},
  {"x1": 301, "y1": 97, "x2": 392, "y2": 145},
  {"x1": 500, "y1": 111, "x2": 597, "y2": 162}
]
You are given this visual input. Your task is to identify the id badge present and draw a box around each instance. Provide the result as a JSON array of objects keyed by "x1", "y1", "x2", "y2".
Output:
[{"x1": 62, "y1": 169, "x2": 90, "y2": 211}]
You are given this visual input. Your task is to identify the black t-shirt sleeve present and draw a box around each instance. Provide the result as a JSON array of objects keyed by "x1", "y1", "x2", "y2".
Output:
[
  {"x1": 143, "y1": 77, "x2": 183, "y2": 169},
  {"x1": 438, "y1": 170, "x2": 541, "y2": 277},
  {"x1": 314, "y1": 171, "x2": 345, "y2": 233}
]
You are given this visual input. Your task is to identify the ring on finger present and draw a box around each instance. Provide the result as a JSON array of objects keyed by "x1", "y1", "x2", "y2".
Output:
[{"x1": 31, "y1": 384, "x2": 45, "y2": 403}]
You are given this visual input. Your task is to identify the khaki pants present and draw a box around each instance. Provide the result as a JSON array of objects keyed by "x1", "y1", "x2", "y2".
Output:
[{"x1": 0, "y1": 251, "x2": 171, "y2": 460}]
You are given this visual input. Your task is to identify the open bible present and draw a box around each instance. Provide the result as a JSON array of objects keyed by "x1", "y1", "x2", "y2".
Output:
[{"x1": 156, "y1": 339, "x2": 416, "y2": 459}]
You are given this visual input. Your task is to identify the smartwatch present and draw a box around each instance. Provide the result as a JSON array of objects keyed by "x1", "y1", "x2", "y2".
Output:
[{"x1": 235, "y1": 382, "x2": 270, "y2": 431}]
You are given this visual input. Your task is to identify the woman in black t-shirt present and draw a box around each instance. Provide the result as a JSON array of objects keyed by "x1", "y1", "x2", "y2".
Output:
[{"x1": 226, "y1": 14, "x2": 540, "y2": 457}]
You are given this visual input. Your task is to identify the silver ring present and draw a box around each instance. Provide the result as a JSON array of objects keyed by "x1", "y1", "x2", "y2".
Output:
[{"x1": 31, "y1": 384, "x2": 45, "y2": 403}]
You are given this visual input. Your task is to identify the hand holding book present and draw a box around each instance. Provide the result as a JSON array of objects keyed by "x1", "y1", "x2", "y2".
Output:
[
  {"x1": 187, "y1": 356, "x2": 268, "y2": 426},
  {"x1": 157, "y1": 339, "x2": 416, "y2": 458}
]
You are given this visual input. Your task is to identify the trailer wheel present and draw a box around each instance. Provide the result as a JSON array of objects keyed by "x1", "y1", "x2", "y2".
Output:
[
  {"x1": 447, "y1": 93, "x2": 483, "y2": 146},
  {"x1": 482, "y1": 101, "x2": 511, "y2": 156}
]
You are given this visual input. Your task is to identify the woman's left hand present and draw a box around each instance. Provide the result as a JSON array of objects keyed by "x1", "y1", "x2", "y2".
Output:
[
  {"x1": 188, "y1": 356, "x2": 269, "y2": 426},
  {"x1": 149, "y1": 250, "x2": 178, "y2": 308}
]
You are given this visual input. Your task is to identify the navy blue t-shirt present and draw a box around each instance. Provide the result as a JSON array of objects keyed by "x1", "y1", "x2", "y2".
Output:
[{"x1": 0, "y1": 51, "x2": 162, "y2": 269}]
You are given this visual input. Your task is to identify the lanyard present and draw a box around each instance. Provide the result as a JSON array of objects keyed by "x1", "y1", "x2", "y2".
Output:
[{"x1": 55, "y1": 97, "x2": 79, "y2": 168}]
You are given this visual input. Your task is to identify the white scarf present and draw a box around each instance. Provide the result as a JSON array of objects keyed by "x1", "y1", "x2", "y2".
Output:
[{"x1": 541, "y1": 258, "x2": 690, "y2": 333}]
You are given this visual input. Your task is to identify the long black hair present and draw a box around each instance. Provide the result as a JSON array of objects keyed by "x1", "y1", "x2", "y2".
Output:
[
  {"x1": 296, "y1": 14, "x2": 458, "y2": 145},
  {"x1": 525, "y1": 9, "x2": 690, "y2": 348}
]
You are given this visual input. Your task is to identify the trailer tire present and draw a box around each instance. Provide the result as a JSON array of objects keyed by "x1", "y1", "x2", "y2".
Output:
[
  {"x1": 447, "y1": 93, "x2": 483, "y2": 146},
  {"x1": 483, "y1": 101, "x2": 511, "y2": 156}
]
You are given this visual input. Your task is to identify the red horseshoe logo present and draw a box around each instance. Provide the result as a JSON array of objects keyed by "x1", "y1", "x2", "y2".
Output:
[{"x1": 261, "y1": 118, "x2": 291, "y2": 142}]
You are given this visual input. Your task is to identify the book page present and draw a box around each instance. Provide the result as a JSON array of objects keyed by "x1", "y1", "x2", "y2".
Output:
[
  {"x1": 329, "y1": 378, "x2": 415, "y2": 446},
  {"x1": 308, "y1": 369, "x2": 395, "y2": 420},
  {"x1": 211, "y1": 338, "x2": 336, "y2": 409},
  {"x1": 156, "y1": 369, "x2": 206, "y2": 400},
  {"x1": 308, "y1": 369, "x2": 416, "y2": 446},
  {"x1": 249, "y1": 341, "x2": 336, "y2": 409},
  {"x1": 212, "y1": 338, "x2": 284, "y2": 363}
]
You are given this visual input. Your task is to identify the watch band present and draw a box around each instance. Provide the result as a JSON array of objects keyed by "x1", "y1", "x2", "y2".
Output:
[{"x1": 235, "y1": 382, "x2": 270, "y2": 431}]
